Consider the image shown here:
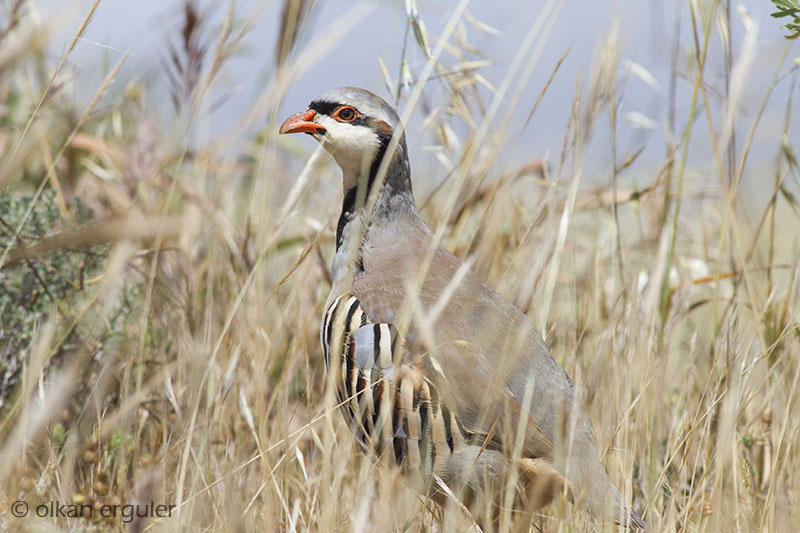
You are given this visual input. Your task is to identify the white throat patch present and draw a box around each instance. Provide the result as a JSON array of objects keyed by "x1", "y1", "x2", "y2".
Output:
[{"x1": 314, "y1": 114, "x2": 381, "y2": 188}]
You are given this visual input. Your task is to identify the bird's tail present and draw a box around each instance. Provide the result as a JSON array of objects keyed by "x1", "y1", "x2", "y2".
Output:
[
  {"x1": 590, "y1": 481, "x2": 646, "y2": 530},
  {"x1": 581, "y1": 462, "x2": 646, "y2": 530},
  {"x1": 607, "y1": 489, "x2": 646, "y2": 530}
]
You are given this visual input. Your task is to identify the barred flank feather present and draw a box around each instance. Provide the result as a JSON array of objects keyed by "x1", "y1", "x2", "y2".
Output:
[{"x1": 320, "y1": 294, "x2": 569, "y2": 515}]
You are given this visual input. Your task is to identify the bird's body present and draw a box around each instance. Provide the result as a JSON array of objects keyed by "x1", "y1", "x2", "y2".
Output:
[{"x1": 280, "y1": 87, "x2": 645, "y2": 529}]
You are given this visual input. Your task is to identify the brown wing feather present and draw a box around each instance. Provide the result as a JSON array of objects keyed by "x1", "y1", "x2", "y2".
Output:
[
  {"x1": 351, "y1": 232, "x2": 561, "y2": 461},
  {"x1": 330, "y1": 216, "x2": 637, "y2": 527}
]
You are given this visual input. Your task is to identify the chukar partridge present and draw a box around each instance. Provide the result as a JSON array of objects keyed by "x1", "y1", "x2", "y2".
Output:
[{"x1": 279, "y1": 87, "x2": 645, "y2": 530}]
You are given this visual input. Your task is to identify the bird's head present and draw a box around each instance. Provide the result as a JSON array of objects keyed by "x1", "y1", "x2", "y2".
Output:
[{"x1": 279, "y1": 87, "x2": 410, "y2": 194}]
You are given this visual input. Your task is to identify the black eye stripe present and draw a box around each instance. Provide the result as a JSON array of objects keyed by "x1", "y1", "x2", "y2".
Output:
[
  {"x1": 308, "y1": 100, "x2": 339, "y2": 116},
  {"x1": 309, "y1": 100, "x2": 374, "y2": 129}
]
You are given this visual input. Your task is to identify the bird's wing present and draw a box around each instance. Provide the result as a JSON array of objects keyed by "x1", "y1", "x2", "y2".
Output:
[{"x1": 351, "y1": 231, "x2": 581, "y2": 461}]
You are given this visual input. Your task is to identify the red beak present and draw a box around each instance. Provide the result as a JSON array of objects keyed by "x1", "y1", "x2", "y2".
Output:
[{"x1": 279, "y1": 109, "x2": 326, "y2": 135}]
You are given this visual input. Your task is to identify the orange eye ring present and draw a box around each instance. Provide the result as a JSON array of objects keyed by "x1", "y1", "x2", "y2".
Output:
[{"x1": 333, "y1": 105, "x2": 359, "y2": 123}]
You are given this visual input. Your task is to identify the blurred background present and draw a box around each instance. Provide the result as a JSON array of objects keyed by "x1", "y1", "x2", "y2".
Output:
[
  {"x1": 2, "y1": 1, "x2": 799, "y2": 531},
  {"x1": 41, "y1": 0, "x2": 799, "y2": 194}
]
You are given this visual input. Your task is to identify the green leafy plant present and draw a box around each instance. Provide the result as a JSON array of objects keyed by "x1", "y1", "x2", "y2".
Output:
[
  {"x1": 0, "y1": 191, "x2": 104, "y2": 410},
  {"x1": 771, "y1": 0, "x2": 800, "y2": 39}
]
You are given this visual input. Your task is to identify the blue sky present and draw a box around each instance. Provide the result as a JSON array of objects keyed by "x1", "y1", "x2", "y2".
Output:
[{"x1": 43, "y1": 1, "x2": 799, "y2": 194}]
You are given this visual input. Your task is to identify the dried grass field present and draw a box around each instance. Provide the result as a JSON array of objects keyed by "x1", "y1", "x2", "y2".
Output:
[{"x1": 1, "y1": 0, "x2": 799, "y2": 531}]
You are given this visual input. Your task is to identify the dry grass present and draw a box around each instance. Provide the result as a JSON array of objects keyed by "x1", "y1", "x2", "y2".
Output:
[{"x1": 1, "y1": 1, "x2": 799, "y2": 531}]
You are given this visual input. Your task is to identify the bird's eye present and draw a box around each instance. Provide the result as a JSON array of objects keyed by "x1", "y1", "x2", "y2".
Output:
[{"x1": 334, "y1": 106, "x2": 358, "y2": 122}]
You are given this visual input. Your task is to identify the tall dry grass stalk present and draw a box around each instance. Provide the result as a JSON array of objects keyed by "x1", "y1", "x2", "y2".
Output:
[{"x1": 0, "y1": 0, "x2": 798, "y2": 531}]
